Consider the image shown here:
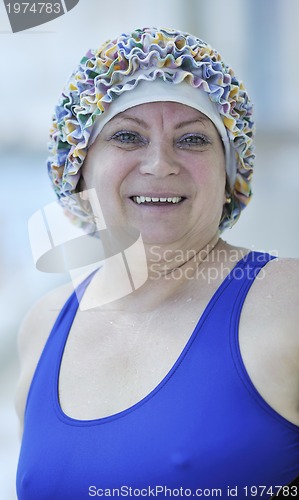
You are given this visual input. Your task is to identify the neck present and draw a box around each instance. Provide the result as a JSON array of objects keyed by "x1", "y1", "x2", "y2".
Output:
[
  {"x1": 145, "y1": 232, "x2": 220, "y2": 281},
  {"x1": 79, "y1": 233, "x2": 233, "y2": 312}
]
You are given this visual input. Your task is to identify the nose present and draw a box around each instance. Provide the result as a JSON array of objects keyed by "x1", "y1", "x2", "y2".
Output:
[{"x1": 139, "y1": 141, "x2": 181, "y2": 177}]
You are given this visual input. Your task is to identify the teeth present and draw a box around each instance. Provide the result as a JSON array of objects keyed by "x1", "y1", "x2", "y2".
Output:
[{"x1": 133, "y1": 196, "x2": 182, "y2": 204}]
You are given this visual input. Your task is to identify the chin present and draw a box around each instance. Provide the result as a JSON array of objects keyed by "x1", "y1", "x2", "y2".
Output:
[{"x1": 139, "y1": 228, "x2": 188, "y2": 247}]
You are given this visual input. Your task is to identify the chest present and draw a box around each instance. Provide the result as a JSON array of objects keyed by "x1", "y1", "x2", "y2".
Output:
[
  {"x1": 58, "y1": 301, "x2": 206, "y2": 419},
  {"x1": 58, "y1": 279, "x2": 299, "y2": 425},
  {"x1": 58, "y1": 288, "x2": 266, "y2": 421}
]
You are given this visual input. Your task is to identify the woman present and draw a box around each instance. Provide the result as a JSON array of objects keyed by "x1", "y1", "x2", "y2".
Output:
[{"x1": 16, "y1": 28, "x2": 299, "y2": 498}]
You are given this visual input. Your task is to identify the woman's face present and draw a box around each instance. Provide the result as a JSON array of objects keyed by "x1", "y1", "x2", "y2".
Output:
[{"x1": 82, "y1": 101, "x2": 226, "y2": 248}]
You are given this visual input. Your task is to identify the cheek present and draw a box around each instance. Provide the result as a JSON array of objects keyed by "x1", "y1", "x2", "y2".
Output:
[
  {"x1": 190, "y1": 156, "x2": 226, "y2": 225},
  {"x1": 81, "y1": 152, "x2": 131, "y2": 224},
  {"x1": 191, "y1": 159, "x2": 226, "y2": 194},
  {"x1": 82, "y1": 151, "x2": 117, "y2": 195}
]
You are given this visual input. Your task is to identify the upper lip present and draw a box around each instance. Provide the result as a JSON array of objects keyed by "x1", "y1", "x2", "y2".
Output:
[{"x1": 128, "y1": 193, "x2": 187, "y2": 198}]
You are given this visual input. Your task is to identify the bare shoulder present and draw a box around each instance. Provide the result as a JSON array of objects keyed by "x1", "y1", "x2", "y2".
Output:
[
  {"x1": 263, "y1": 255, "x2": 299, "y2": 282},
  {"x1": 258, "y1": 256, "x2": 299, "y2": 316},
  {"x1": 15, "y1": 281, "x2": 74, "y2": 430},
  {"x1": 244, "y1": 255, "x2": 299, "y2": 338}
]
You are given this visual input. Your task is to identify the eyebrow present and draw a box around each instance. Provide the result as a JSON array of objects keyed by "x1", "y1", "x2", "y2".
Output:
[
  {"x1": 111, "y1": 114, "x2": 209, "y2": 130},
  {"x1": 111, "y1": 114, "x2": 149, "y2": 128},
  {"x1": 174, "y1": 117, "x2": 209, "y2": 129}
]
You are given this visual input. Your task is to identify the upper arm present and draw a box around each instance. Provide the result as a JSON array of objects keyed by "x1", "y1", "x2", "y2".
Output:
[
  {"x1": 259, "y1": 257, "x2": 299, "y2": 373},
  {"x1": 240, "y1": 256, "x2": 299, "y2": 423},
  {"x1": 265, "y1": 257, "x2": 299, "y2": 333},
  {"x1": 15, "y1": 282, "x2": 73, "y2": 434},
  {"x1": 242, "y1": 256, "x2": 299, "y2": 366}
]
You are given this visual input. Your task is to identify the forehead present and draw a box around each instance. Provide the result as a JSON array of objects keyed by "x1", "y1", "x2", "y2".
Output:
[{"x1": 108, "y1": 101, "x2": 212, "y2": 128}]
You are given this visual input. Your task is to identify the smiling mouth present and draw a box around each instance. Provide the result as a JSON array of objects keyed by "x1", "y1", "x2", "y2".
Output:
[{"x1": 130, "y1": 196, "x2": 185, "y2": 205}]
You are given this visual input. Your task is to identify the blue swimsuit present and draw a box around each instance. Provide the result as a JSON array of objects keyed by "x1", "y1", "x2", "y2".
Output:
[{"x1": 16, "y1": 252, "x2": 299, "y2": 499}]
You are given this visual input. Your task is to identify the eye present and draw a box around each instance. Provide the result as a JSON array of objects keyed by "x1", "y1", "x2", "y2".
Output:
[
  {"x1": 110, "y1": 130, "x2": 147, "y2": 145},
  {"x1": 177, "y1": 133, "x2": 211, "y2": 148}
]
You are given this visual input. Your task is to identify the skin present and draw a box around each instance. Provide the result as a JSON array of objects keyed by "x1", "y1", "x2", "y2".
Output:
[{"x1": 16, "y1": 102, "x2": 299, "y2": 432}]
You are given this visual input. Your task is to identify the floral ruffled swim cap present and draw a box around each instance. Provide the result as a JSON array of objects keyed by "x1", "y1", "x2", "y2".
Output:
[{"x1": 47, "y1": 27, "x2": 255, "y2": 231}]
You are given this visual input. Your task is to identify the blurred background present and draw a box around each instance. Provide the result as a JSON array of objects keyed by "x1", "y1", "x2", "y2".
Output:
[{"x1": 0, "y1": 0, "x2": 298, "y2": 497}]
